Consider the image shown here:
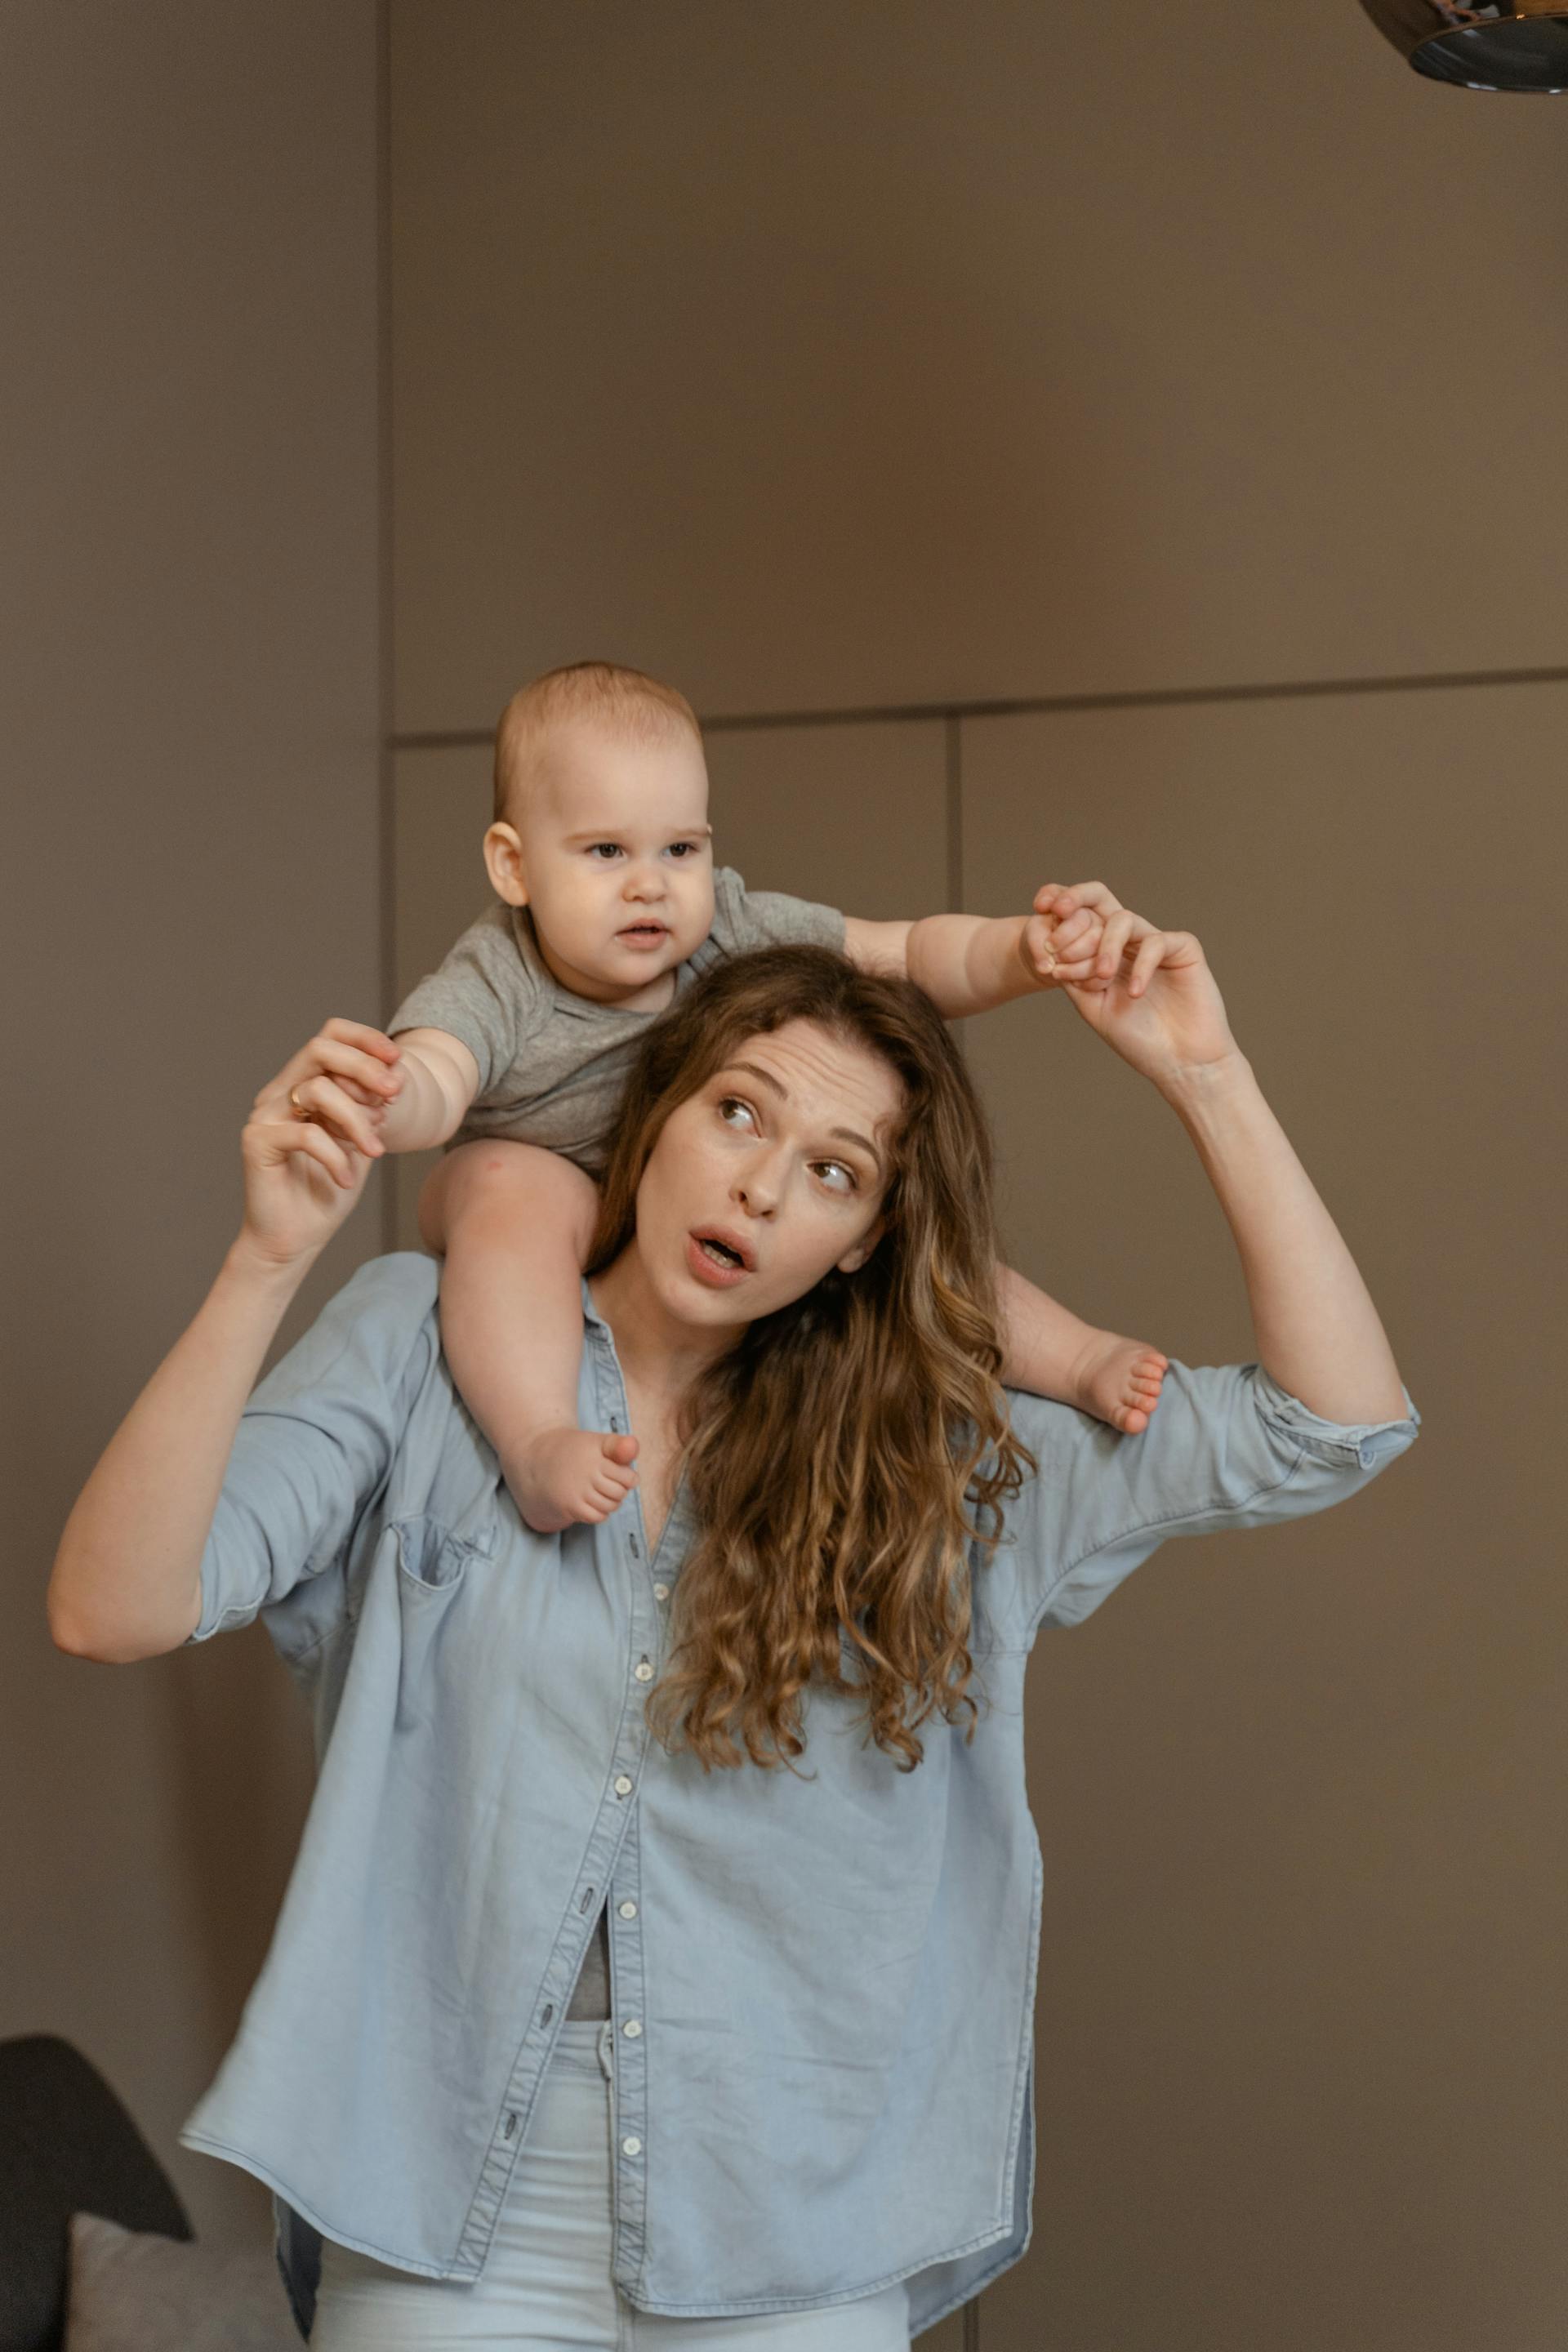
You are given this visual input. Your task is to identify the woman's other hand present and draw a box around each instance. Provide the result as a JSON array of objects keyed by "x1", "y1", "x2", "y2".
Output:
[
  {"x1": 1036, "y1": 883, "x2": 1241, "y2": 1094},
  {"x1": 239, "y1": 1019, "x2": 401, "y2": 1268}
]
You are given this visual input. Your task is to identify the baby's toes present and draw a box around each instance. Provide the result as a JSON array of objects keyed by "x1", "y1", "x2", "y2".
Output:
[
  {"x1": 1111, "y1": 1350, "x2": 1167, "y2": 1435},
  {"x1": 588, "y1": 1471, "x2": 635, "y2": 1513}
]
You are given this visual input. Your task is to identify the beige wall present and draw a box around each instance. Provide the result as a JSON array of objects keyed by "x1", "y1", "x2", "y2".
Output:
[
  {"x1": 389, "y1": 0, "x2": 1565, "y2": 727},
  {"x1": 2, "y1": 5, "x2": 383, "y2": 2247},
  {"x1": 11, "y1": 1, "x2": 1562, "y2": 2332},
  {"x1": 385, "y1": 7, "x2": 1566, "y2": 2350}
]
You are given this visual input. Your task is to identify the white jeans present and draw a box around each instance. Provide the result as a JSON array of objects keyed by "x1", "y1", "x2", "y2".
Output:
[{"x1": 310, "y1": 2021, "x2": 911, "y2": 2350}]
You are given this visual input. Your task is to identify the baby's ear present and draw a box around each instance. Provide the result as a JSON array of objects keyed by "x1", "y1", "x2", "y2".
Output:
[{"x1": 483, "y1": 822, "x2": 529, "y2": 906}]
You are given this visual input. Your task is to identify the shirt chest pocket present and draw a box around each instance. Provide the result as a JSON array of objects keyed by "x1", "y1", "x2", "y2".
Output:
[
  {"x1": 394, "y1": 1512, "x2": 473, "y2": 1597},
  {"x1": 390, "y1": 1515, "x2": 487, "y2": 1729}
]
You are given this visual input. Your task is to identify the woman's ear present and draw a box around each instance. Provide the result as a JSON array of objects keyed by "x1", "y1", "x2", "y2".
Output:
[
  {"x1": 483, "y1": 822, "x2": 529, "y2": 907},
  {"x1": 837, "y1": 1220, "x2": 884, "y2": 1275}
]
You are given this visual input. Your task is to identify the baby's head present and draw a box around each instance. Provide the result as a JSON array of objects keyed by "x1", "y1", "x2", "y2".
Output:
[{"x1": 483, "y1": 661, "x2": 715, "y2": 1004}]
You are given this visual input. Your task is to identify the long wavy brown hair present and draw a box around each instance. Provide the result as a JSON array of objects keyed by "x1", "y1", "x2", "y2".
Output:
[{"x1": 586, "y1": 945, "x2": 1035, "y2": 1775}]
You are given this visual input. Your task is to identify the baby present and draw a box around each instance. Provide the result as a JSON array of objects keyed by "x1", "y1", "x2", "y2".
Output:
[{"x1": 358, "y1": 662, "x2": 1166, "y2": 1531}]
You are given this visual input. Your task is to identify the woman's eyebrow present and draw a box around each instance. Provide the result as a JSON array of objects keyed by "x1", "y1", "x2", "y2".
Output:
[{"x1": 723, "y1": 1062, "x2": 881, "y2": 1169}]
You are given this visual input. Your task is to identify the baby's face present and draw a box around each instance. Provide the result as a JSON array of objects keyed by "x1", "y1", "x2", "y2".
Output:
[{"x1": 509, "y1": 722, "x2": 715, "y2": 1004}]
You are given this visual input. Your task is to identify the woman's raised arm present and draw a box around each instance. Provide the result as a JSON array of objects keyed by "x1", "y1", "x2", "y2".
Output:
[
  {"x1": 47, "y1": 1021, "x2": 397, "y2": 1662},
  {"x1": 1037, "y1": 883, "x2": 1408, "y2": 1428}
]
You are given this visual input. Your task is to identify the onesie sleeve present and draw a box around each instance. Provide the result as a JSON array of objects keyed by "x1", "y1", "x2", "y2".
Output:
[
  {"x1": 707, "y1": 866, "x2": 847, "y2": 957},
  {"x1": 183, "y1": 1255, "x2": 442, "y2": 1644},
  {"x1": 980, "y1": 1361, "x2": 1420, "y2": 1649},
  {"x1": 387, "y1": 904, "x2": 540, "y2": 1102}
]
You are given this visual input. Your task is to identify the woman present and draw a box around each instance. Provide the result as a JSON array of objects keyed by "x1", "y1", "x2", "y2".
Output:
[{"x1": 50, "y1": 884, "x2": 1417, "y2": 2349}]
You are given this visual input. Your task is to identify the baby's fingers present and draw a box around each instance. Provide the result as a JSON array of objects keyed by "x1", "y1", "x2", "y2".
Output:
[{"x1": 1045, "y1": 911, "x2": 1106, "y2": 975}]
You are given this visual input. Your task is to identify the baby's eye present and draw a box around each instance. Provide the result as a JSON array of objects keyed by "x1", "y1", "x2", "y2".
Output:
[
  {"x1": 664, "y1": 840, "x2": 701, "y2": 860},
  {"x1": 586, "y1": 842, "x2": 624, "y2": 860}
]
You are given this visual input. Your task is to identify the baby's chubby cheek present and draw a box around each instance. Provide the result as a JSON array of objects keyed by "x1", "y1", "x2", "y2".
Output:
[{"x1": 673, "y1": 873, "x2": 718, "y2": 960}]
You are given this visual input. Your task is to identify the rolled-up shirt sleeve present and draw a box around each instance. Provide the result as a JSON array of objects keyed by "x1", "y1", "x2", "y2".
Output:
[
  {"x1": 984, "y1": 1362, "x2": 1420, "y2": 1648},
  {"x1": 184, "y1": 1256, "x2": 439, "y2": 1645}
]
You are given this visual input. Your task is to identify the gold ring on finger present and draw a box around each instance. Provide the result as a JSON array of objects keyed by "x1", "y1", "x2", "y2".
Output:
[{"x1": 288, "y1": 1085, "x2": 315, "y2": 1122}]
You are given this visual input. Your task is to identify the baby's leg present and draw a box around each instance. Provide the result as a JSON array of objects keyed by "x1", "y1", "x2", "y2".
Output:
[
  {"x1": 996, "y1": 1263, "x2": 1168, "y2": 1436},
  {"x1": 419, "y1": 1143, "x2": 639, "y2": 1532}
]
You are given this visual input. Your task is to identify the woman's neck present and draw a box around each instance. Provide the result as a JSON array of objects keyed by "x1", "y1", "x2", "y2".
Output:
[{"x1": 586, "y1": 1241, "x2": 737, "y2": 1409}]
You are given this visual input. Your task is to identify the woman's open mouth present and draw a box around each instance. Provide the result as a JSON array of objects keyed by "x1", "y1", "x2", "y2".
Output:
[{"x1": 686, "y1": 1229, "x2": 754, "y2": 1288}]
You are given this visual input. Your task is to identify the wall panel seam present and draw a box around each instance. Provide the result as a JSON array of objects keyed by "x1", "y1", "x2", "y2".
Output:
[{"x1": 388, "y1": 660, "x2": 1568, "y2": 755}]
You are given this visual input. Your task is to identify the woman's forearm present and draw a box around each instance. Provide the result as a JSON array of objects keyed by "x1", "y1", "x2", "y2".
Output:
[
  {"x1": 48, "y1": 1239, "x2": 311, "y2": 1662},
  {"x1": 1162, "y1": 1054, "x2": 1408, "y2": 1425}
]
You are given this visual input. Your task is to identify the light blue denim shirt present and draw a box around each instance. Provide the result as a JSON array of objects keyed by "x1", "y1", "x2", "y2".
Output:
[{"x1": 178, "y1": 1254, "x2": 1419, "y2": 2340}]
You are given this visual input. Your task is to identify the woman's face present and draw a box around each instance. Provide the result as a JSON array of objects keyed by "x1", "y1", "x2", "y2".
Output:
[{"x1": 630, "y1": 1018, "x2": 904, "y2": 1334}]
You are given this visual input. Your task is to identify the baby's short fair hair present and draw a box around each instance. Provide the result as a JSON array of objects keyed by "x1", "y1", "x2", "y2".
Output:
[{"x1": 492, "y1": 661, "x2": 703, "y2": 824}]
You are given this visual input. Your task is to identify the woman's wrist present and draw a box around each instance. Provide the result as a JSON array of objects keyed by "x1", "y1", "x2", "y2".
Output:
[
  {"x1": 224, "y1": 1228, "x2": 324, "y2": 1306},
  {"x1": 1153, "y1": 1045, "x2": 1256, "y2": 1122}
]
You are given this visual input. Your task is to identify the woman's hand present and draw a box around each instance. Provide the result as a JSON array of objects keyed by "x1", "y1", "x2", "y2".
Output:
[
  {"x1": 238, "y1": 1019, "x2": 402, "y2": 1270},
  {"x1": 1034, "y1": 884, "x2": 1241, "y2": 1094}
]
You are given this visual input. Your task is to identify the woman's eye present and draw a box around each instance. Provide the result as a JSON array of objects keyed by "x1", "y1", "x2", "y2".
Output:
[
  {"x1": 717, "y1": 1096, "x2": 755, "y2": 1131},
  {"x1": 815, "y1": 1161, "x2": 856, "y2": 1194}
]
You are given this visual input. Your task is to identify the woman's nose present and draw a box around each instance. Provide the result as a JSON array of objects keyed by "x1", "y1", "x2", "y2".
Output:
[{"x1": 733, "y1": 1163, "x2": 780, "y2": 1215}]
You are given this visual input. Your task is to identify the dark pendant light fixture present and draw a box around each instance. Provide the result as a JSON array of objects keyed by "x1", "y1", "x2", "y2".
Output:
[{"x1": 1359, "y1": 1, "x2": 1568, "y2": 89}]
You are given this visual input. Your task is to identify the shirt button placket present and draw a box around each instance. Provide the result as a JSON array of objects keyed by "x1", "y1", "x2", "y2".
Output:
[
  {"x1": 608, "y1": 1851, "x2": 648, "y2": 2257},
  {"x1": 590, "y1": 1339, "x2": 653, "y2": 2260}
]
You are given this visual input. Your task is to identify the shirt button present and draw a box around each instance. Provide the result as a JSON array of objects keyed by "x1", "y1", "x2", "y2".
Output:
[
  {"x1": 609, "y1": 1416, "x2": 623, "y2": 1433},
  {"x1": 634, "y1": 1659, "x2": 654, "y2": 1682},
  {"x1": 653, "y1": 1583, "x2": 670, "y2": 1602},
  {"x1": 621, "y1": 2135, "x2": 643, "y2": 2157},
  {"x1": 613, "y1": 1775, "x2": 634, "y2": 1797},
  {"x1": 623, "y1": 2018, "x2": 643, "y2": 2038},
  {"x1": 618, "y1": 1900, "x2": 637, "y2": 1918},
  {"x1": 629, "y1": 1534, "x2": 641, "y2": 1559}
]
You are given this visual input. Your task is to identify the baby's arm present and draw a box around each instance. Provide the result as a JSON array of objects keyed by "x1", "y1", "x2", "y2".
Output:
[
  {"x1": 843, "y1": 887, "x2": 1168, "y2": 1433},
  {"x1": 843, "y1": 883, "x2": 1111, "y2": 1016},
  {"x1": 374, "y1": 1027, "x2": 482, "y2": 1151}
]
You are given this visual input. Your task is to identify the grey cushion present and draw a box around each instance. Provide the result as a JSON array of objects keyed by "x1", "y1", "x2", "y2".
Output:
[{"x1": 65, "y1": 2214, "x2": 299, "y2": 2352}]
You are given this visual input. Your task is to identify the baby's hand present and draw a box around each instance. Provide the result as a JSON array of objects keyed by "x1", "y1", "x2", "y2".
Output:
[{"x1": 1018, "y1": 884, "x2": 1106, "y2": 989}]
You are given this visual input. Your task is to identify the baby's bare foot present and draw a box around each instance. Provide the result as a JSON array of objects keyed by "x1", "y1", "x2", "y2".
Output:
[
  {"x1": 1071, "y1": 1335, "x2": 1169, "y2": 1436},
  {"x1": 506, "y1": 1426, "x2": 640, "y2": 1533}
]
